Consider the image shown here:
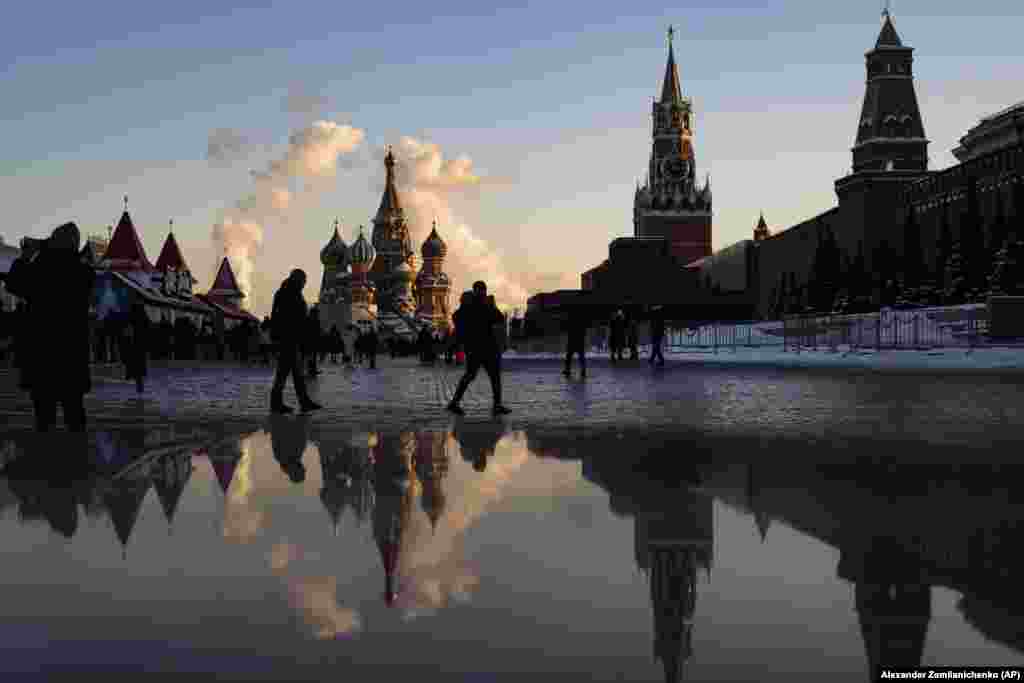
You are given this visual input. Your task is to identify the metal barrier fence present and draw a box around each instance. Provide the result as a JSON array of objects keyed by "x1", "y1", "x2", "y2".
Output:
[{"x1": 662, "y1": 306, "x2": 992, "y2": 353}]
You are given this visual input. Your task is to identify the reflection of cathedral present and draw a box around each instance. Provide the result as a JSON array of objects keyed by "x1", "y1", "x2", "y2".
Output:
[{"x1": 318, "y1": 149, "x2": 452, "y2": 337}]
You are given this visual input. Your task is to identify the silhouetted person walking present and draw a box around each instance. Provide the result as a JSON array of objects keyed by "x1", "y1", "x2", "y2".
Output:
[
  {"x1": 364, "y1": 325, "x2": 379, "y2": 369},
  {"x1": 562, "y1": 306, "x2": 588, "y2": 378},
  {"x1": 447, "y1": 281, "x2": 510, "y2": 417},
  {"x1": 270, "y1": 269, "x2": 321, "y2": 414},
  {"x1": 6, "y1": 223, "x2": 96, "y2": 432},
  {"x1": 609, "y1": 310, "x2": 626, "y2": 362},
  {"x1": 649, "y1": 305, "x2": 666, "y2": 366},
  {"x1": 627, "y1": 316, "x2": 640, "y2": 361},
  {"x1": 306, "y1": 306, "x2": 321, "y2": 378},
  {"x1": 125, "y1": 300, "x2": 150, "y2": 393}
]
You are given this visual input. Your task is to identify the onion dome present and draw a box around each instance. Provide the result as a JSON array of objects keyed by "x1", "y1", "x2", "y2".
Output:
[
  {"x1": 350, "y1": 226, "x2": 376, "y2": 267},
  {"x1": 420, "y1": 221, "x2": 448, "y2": 259},
  {"x1": 320, "y1": 220, "x2": 349, "y2": 267}
]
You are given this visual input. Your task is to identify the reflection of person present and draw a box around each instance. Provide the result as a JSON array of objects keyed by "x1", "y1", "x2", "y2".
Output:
[
  {"x1": 5, "y1": 223, "x2": 96, "y2": 432},
  {"x1": 649, "y1": 306, "x2": 666, "y2": 366},
  {"x1": 454, "y1": 424, "x2": 505, "y2": 473},
  {"x1": 447, "y1": 281, "x2": 511, "y2": 417},
  {"x1": 269, "y1": 415, "x2": 310, "y2": 483},
  {"x1": 270, "y1": 269, "x2": 322, "y2": 414}
]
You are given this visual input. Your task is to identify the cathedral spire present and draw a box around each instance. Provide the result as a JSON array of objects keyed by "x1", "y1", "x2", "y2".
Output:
[
  {"x1": 377, "y1": 145, "x2": 403, "y2": 218},
  {"x1": 660, "y1": 26, "x2": 683, "y2": 104}
]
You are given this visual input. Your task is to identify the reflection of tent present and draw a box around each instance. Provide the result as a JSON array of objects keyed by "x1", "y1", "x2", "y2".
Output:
[
  {"x1": 104, "y1": 478, "x2": 152, "y2": 555},
  {"x1": 153, "y1": 453, "x2": 193, "y2": 528}
]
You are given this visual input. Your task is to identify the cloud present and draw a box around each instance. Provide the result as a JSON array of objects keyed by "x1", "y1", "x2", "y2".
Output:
[
  {"x1": 284, "y1": 88, "x2": 329, "y2": 117},
  {"x1": 388, "y1": 137, "x2": 530, "y2": 309},
  {"x1": 210, "y1": 120, "x2": 365, "y2": 299},
  {"x1": 207, "y1": 128, "x2": 250, "y2": 164}
]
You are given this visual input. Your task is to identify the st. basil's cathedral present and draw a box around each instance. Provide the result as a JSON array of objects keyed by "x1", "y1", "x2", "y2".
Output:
[{"x1": 318, "y1": 148, "x2": 452, "y2": 337}]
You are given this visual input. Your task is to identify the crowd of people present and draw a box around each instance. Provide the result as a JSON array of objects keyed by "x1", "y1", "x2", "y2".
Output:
[{"x1": 3, "y1": 221, "x2": 668, "y2": 432}]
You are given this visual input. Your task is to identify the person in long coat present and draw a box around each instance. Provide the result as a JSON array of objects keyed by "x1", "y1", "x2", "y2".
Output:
[
  {"x1": 562, "y1": 306, "x2": 588, "y2": 378},
  {"x1": 447, "y1": 281, "x2": 510, "y2": 417},
  {"x1": 125, "y1": 300, "x2": 150, "y2": 393},
  {"x1": 363, "y1": 325, "x2": 379, "y2": 369},
  {"x1": 5, "y1": 223, "x2": 96, "y2": 432},
  {"x1": 269, "y1": 269, "x2": 321, "y2": 414},
  {"x1": 609, "y1": 310, "x2": 626, "y2": 362}
]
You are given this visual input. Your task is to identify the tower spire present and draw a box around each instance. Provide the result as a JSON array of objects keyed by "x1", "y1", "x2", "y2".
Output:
[{"x1": 660, "y1": 26, "x2": 683, "y2": 104}]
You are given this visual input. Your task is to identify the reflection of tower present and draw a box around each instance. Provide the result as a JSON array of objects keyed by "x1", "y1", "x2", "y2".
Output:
[
  {"x1": 838, "y1": 537, "x2": 930, "y2": 676},
  {"x1": 372, "y1": 433, "x2": 417, "y2": 607},
  {"x1": 855, "y1": 583, "x2": 931, "y2": 675},
  {"x1": 637, "y1": 492, "x2": 714, "y2": 683},
  {"x1": 319, "y1": 435, "x2": 377, "y2": 533},
  {"x1": 152, "y1": 451, "x2": 194, "y2": 535},
  {"x1": 414, "y1": 431, "x2": 450, "y2": 531},
  {"x1": 746, "y1": 462, "x2": 771, "y2": 543}
]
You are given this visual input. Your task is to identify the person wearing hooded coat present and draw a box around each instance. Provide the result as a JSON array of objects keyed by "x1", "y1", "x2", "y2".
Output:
[
  {"x1": 5, "y1": 223, "x2": 96, "y2": 432},
  {"x1": 124, "y1": 300, "x2": 150, "y2": 393},
  {"x1": 269, "y1": 269, "x2": 321, "y2": 414},
  {"x1": 609, "y1": 310, "x2": 626, "y2": 362}
]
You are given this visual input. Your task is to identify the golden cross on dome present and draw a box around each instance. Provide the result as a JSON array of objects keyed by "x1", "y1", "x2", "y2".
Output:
[
  {"x1": 334, "y1": 218, "x2": 340, "y2": 231},
  {"x1": 882, "y1": 0, "x2": 891, "y2": 17},
  {"x1": 667, "y1": 25, "x2": 674, "y2": 46},
  {"x1": 169, "y1": 218, "x2": 173, "y2": 233},
  {"x1": 123, "y1": 195, "x2": 128, "y2": 211}
]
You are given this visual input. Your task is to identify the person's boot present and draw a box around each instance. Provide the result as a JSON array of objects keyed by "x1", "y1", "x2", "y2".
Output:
[
  {"x1": 299, "y1": 399, "x2": 323, "y2": 413},
  {"x1": 446, "y1": 402, "x2": 465, "y2": 416},
  {"x1": 492, "y1": 404, "x2": 511, "y2": 416},
  {"x1": 271, "y1": 403, "x2": 294, "y2": 414}
]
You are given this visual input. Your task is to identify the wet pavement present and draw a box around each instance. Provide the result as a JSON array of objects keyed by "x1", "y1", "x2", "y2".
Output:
[
  {"x1": 1, "y1": 422, "x2": 1024, "y2": 681},
  {"x1": 1, "y1": 357, "x2": 1023, "y2": 457}
]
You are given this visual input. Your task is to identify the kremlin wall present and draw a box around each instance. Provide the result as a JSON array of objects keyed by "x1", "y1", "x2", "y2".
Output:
[{"x1": 532, "y1": 13, "x2": 1023, "y2": 326}]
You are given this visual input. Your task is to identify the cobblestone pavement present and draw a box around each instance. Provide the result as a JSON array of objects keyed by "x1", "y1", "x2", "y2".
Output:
[{"x1": 2, "y1": 356, "x2": 1022, "y2": 458}]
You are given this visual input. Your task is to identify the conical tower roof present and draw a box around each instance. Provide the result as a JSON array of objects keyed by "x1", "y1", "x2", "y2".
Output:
[
  {"x1": 376, "y1": 147, "x2": 403, "y2": 220},
  {"x1": 660, "y1": 26, "x2": 683, "y2": 104},
  {"x1": 209, "y1": 257, "x2": 244, "y2": 298},
  {"x1": 104, "y1": 203, "x2": 154, "y2": 271},
  {"x1": 876, "y1": 11, "x2": 903, "y2": 48},
  {"x1": 154, "y1": 227, "x2": 190, "y2": 272}
]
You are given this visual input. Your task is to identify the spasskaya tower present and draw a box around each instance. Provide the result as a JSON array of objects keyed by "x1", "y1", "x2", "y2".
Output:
[{"x1": 633, "y1": 26, "x2": 713, "y2": 264}]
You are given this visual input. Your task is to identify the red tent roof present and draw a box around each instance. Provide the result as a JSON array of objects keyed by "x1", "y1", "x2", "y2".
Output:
[
  {"x1": 209, "y1": 257, "x2": 243, "y2": 297},
  {"x1": 104, "y1": 211, "x2": 154, "y2": 271},
  {"x1": 154, "y1": 232, "x2": 190, "y2": 272},
  {"x1": 196, "y1": 293, "x2": 259, "y2": 323}
]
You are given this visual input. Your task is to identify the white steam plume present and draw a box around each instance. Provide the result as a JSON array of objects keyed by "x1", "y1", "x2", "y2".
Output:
[
  {"x1": 390, "y1": 137, "x2": 530, "y2": 310},
  {"x1": 209, "y1": 120, "x2": 365, "y2": 307}
]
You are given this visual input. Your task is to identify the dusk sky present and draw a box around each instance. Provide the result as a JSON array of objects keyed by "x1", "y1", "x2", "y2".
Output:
[{"x1": 2, "y1": 0, "x2": 1022, "y2": 314}]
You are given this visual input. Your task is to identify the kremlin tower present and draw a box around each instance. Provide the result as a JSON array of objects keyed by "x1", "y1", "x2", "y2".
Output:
[
  {"x1": 753, "y1": 213, "x2": 771, "y2": 243},
  {"x1": 415, "y1": 221, "x2": 452, "y2": 331},
  {"x1": 633, "y1": 26, "x2": 713, "y2": 265}
]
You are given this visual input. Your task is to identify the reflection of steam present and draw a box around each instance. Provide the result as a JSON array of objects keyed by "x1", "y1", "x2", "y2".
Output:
[
  {"x1": 222, "y1": 437, "x2": 265, "y2": 542},
  {"x1": 270, "y1": 542, "x2": 362, "y2": 640},
  {"x1": 395, "y1": 433, "x2": 528, "y2": 617},
  {"x1": 389, "y1": 138, "x2": 530, "y2": 309}
]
